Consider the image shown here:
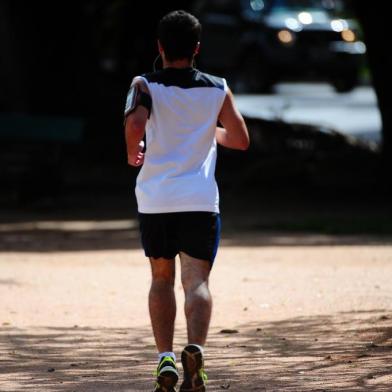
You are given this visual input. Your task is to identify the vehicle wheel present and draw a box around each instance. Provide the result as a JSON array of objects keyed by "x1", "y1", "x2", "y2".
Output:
[
  {"x1": 333, "y1": 72, "x2": 359, "y2": 93},
  {"x1": 234, "y1": 55, "x2": 273, "y2": 94}
]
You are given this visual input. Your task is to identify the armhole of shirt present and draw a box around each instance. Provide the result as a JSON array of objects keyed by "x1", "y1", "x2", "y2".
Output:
[
  {"x1": 222, "y1": 78, "x2": 228, "y2": 93},
  {"x1": 217, "y1": 78, "x2": 228, "y2": 115}
]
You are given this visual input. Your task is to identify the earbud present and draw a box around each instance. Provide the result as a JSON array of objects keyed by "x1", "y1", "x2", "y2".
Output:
[{"x1": 153, "y1": 54, "x2": 161, "y2": 72}]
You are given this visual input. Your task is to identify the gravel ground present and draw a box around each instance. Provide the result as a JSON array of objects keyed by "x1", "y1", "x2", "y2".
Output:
[{"x1": 0, "y1": 225, "x2": 391, "y2": 391}]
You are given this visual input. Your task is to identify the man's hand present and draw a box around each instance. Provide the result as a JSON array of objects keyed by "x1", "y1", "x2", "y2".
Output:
[{"x1": 128, "y1": 141, "x2": 145, "y2": 167}]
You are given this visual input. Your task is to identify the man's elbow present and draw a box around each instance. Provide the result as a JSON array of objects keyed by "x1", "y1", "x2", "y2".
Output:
[{"x1": 237, "y1": 136, "x2": 250, "y2": 151}]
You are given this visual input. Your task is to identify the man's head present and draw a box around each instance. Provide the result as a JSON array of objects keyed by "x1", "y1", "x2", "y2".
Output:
[{"x1": 158, "y1": 10, "x2": 202, "y2": 62}]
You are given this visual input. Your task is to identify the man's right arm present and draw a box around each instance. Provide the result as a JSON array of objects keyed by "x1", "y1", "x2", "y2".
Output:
[
  {"x1": 216, "y1": 89, "x2": 250, "y2": 151},
  {"x1": 124, "y1": 79, "x2": 150, "y2": 166}
]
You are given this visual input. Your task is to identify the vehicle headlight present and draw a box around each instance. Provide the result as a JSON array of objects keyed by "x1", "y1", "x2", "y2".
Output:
[
  {"x1": 298, "y1": 12, "x2": 313, "y2": 25},
  {"x1": 341, "y1": 29, "x2": 356, "y2": 42},
  {"x1": 331, "y1": 19, "x2": 348, "y2": 32},
  {"x1": 277, "y1": 29, "x2": 295, "y2": 45}
]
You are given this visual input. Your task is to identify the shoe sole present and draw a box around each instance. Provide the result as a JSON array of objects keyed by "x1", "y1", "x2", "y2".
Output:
[
  {"x1": 180, "y1": 346, "x2": 206, "y2": 392},
  {"x1": 156, "y1": 369, "x2": 179, "y2": 392}
]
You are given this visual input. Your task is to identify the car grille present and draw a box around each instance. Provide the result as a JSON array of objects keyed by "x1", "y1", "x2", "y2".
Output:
[{"x1": 297, "y1": 30, "x2": 342, "y2": 46}]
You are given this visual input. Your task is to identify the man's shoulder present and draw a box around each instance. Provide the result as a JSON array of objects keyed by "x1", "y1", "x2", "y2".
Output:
[
  {"x1": 193, "y1": 70, "x2": 226, "y2": 91},
  {"x1": 140, "y1": 69, "x2": 226, "y2": 90}
]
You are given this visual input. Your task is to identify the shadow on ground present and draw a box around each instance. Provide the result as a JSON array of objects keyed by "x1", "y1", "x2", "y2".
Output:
[
  {"x1": 1, "y1": 310, "x2": 391, "y2": 391},
  {"x1": 1, "y1": 182, "x2": 392, "y2": 252},
  {"x1": 1, "y1": 225, "x2": 392, "y2": 253},
  {"x1": 0, "y1": 225, "x2": 143, "y2": 252},
  {"x1": 1, "y1": 197, "x2": 392, "y2": 252}
]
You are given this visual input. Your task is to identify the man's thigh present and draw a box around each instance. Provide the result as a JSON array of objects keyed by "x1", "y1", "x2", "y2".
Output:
[
  {"x1": 177, "y1": 212, "x2": 221, "y2": 266},
  {"x1": 179, "y1": 252, "x2": 211, "y2": 288},
  {"x1": 138, "y1": 213, "x2": 178, "y2": 260}
]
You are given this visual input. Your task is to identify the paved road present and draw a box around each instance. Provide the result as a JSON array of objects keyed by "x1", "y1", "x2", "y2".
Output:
[{"x1": 236, "y1": 83, "x2": 382, "y2": 144}]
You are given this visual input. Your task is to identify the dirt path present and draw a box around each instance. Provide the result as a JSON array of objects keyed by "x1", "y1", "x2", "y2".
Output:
[{"x1": 1, "y1": 233, "x2": 392, "y2": 391}]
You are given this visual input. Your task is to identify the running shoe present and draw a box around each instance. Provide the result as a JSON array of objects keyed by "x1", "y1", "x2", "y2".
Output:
[
  {"x1": 179, "y1": 345, "x2": 207, "y2": 392},
  {"x1": 153, "y1": 356, "x2": 179, "y2": 392}
]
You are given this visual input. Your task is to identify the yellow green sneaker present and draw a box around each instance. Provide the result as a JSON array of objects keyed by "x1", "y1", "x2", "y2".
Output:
[
  {"x1": 153, "y1": 356, "x2": 179, "y2": 392},
  {"x1": 180, "y1": 345, "x2": 207, "y2": 392}
]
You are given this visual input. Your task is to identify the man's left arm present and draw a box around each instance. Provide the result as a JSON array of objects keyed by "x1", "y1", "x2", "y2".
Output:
[{"x1": 124, "y1": 79, "x2": 151, "y2": 166}]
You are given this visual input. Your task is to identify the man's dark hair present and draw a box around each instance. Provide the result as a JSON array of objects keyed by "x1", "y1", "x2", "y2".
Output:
[{"x1": 158, "y1": 10, "x2": 202, "y2": 62}]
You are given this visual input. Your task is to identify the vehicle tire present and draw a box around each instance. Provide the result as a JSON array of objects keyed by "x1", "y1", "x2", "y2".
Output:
[
  {"x1": 333, "y1": 72, "x2": 359, "y2": 93},
  {"x1": 234, "y1": 54, "x2": 274, "y2": 94}
]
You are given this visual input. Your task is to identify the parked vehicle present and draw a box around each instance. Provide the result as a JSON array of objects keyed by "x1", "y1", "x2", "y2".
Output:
[{"x1": 193, "y1": 0, "x2": 366, "y2": 92}]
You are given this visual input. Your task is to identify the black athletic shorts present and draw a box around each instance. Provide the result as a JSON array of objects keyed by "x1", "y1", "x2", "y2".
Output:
[{"x1": 138, "y1": 212, "x2": 221, "y2": 266}]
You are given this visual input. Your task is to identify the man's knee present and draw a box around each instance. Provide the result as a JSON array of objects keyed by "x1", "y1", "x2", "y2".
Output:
[
  {"x1": 150, "y1": 258, "x2": 175, "y2": 286},
  {"x1": 182, "y1": 274, "x2": 208, "y2": 293},
  {"x1": 152, "y1": 273, "x2": 175, "y2": 287}
]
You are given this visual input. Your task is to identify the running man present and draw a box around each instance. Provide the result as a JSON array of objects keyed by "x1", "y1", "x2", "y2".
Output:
[{"x1": 124, "y1": 10, "x2": 249, "y2": 392}]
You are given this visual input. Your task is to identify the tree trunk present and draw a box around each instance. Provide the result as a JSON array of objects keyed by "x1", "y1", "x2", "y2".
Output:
[{"x1": 353, "y1": 3, "x2": 392, "y2": 176}]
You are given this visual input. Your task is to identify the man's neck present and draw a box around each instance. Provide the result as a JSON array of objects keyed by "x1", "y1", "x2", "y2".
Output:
[{"x1": 163, "y1": 58, "x2": 193, "y2": 69}]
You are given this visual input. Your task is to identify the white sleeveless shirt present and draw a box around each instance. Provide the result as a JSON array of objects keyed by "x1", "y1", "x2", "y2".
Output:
[{"x1": 131, "y1": 68, "x2": 227, "y2": 213}]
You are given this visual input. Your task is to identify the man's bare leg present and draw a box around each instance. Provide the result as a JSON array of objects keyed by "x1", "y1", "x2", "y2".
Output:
[
  {"x1": 179, "y1": 252, "x2": 211, "y2": 391},
  {"x1": 149, "y1": 257, "x2": 176, "y2": 353},
  {"x1": 180, "y1": 252, "x2": 212, "y2": 345}
]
